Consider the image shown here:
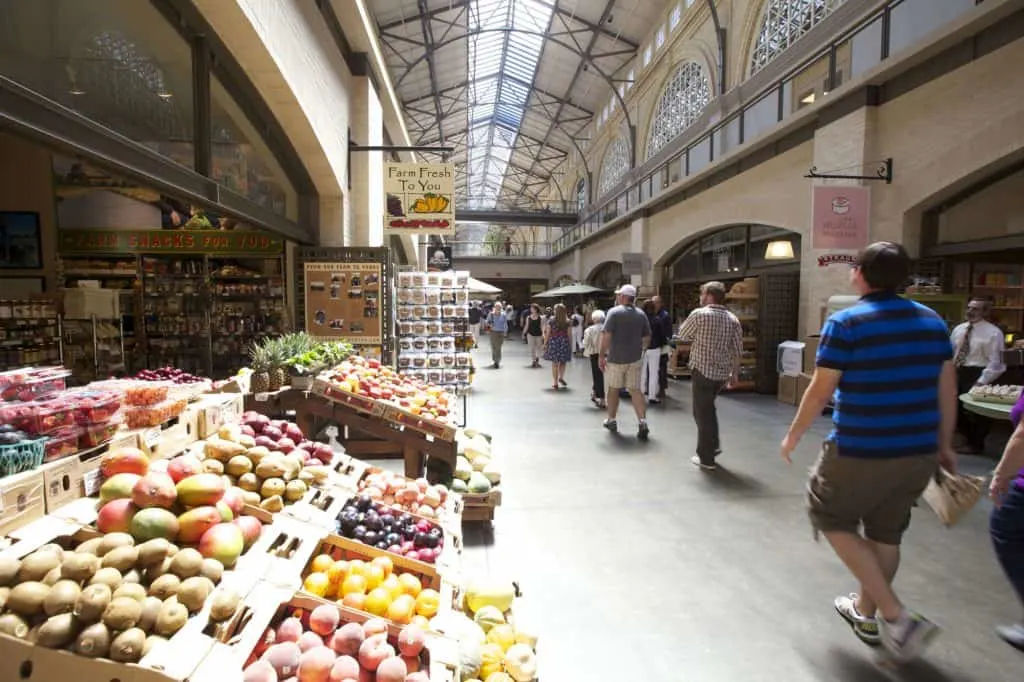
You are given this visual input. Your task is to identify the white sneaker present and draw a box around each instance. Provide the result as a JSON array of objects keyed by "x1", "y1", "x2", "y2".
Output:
[
  {"x1": 690, "y1": 455, "x2": 716, "y2": 471},
  {"x1": 879, "y1": 610, "x2": 941, "y2": 662},
  {"x1": 834, "y1": 594, "x2": 880, "y2": 645}
]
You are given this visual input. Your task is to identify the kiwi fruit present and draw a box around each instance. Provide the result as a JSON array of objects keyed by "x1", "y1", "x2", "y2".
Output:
[
  {"x1": 123, "y1": 568, "x2": 142, "y2": 585},
  {"x1": 36, "y1": 613, "x2": 80, "y2": 648},
  {"x1": 89, "y1": 567, "x2": 123, "y2": 591},
  {"x1": 6, "y1": 581, "x2": 51, "y2": 616},
  {"x1": 0, "y1": 613, "x2": 30, "y2": 638},
  {"x1": 75, "y1": 622, "x2": 112, "y2": 658},
  {"x1": 102, "y1": 596, "x2": 143, "y2": 631},
  {"x1": 169, "y1": 548, "x2": 203, "y2": 579},
  {"x1": 102, "y1": 546, "x2": 139, "y2": 573},
  {"x1": 36, "y1": 544, "x2": 65, "y2": 561},
  {"x1": 110, "y1": 627, "x2": 147, "y2": 663},
  {"x1": 18, "y1": 552, "x2": 61, "y2": 582},
  {"x1": 136, "y1": 539, "x2": 171, "y2": 568},
  {"x1": 143, "y1": 634, "x2": 167, "y2": 657},
  {"x1": 137, "y1": 596, "x2": 163, "y2": 632},
  {"x1": 42, "y1": 566, "x2": 62, "y2": 586},
  {"x1": 0, "y1": 555, "x2": 20, "y2": 586},
  {"x1": 75, "y1": 538, "x2": 103, "y2": 556},
  {"x1": 60, "y1": 552, "x2": 100, "y2": 583},
  {"x1": 98, "y1": 532, "x2": 135, "y2": 557},
  {"x1": 148, "y1": 574, "x2": 181, "y2": 600},
  {"x1": 113, "y1": 583, "x2": 147, "y2": 603},
  {"x1": 73, "y1": 583, "x2": 112, "y2": 623},
  {"x1": 177, "y1": 576, "x2": 212, "y2": 613},
  {"x1": 0, "y1": 586, "x2": 9, "y2": 611},
  {"x1": 260, "y1": 495, "x2": 284, "y2": 513},
  {"x1": 203, "y1": 459, "x2": 224, "y2": 475},
  {"x1": 43, "y1": 580, "x2": 82, "y2": 617},
  {"x1": 199, "y1": 558, "x2": 224, "y2": 584},
  {"x1": 209, "y1": 588, "x2": 241, "y2": 622},
  {"x1": 144, "y1": 557, "x2": 173, "y2": 584},
  {"x1": 154, "y1": 600, "x2": 189, "y2": 637},
  {"x1": 241, "y1": 491, "x2": 262, "y2": 506}
]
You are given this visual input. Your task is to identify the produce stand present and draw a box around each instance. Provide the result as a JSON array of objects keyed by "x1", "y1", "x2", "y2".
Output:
[{"x1": 960, "y1": 394, "x2": 1014, "y2": 421}]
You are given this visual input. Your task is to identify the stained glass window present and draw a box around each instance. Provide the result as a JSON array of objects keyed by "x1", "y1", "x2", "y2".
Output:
[
  {"x1": 750, "y1": 0, "x2": 848, "y2": 73},
  {"x1": 598, "y1": 135, "x2": 630, "y2": 198},
  {"x1": 645, "y1": 61, "x2": 710, "y2": 160}
]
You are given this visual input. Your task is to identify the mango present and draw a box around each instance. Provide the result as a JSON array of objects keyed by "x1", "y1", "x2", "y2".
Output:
[
  {"x1": 131, "y1": 473, "x2": 177, "y2": 509},
  {"x1": 96, "y1": 499, "x2": 138, "y2": 535},
  {"x1": 130, "y1": 508, "x2": 180, "y2": 543},
  {"x1": 233, "y1": 516, "x2": 263, "y2": 549},
  {"x1": 100, "y1": 448, "x2": 149, "y2": 478},
  {"x1": 198, "y1": 523, "x2": 244, "y2": 569},
  {"x1": 99, "y1": 474, "x2": 142, "y2": 505},
  {"x1": 176, "y1": 473, "x2": 226, "y2": 507},
  {"x1": 177, "y1": 507, "x2": 222, "y2": 544}
]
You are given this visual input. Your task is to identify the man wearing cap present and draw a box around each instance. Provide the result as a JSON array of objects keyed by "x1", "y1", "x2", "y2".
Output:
[{"x1": 599, "y1": 284, "x2": 652, "y2": 440}]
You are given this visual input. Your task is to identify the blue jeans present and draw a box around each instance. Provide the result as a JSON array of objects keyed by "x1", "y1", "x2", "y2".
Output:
[{"x1": 990, "y1": 481, "x2": 1024, "y2": 610}]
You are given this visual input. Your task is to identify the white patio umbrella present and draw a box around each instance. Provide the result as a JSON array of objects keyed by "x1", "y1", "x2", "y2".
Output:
[
  {"x1": 466, "y1": 277, "x2": 502, "y2": 294},
  {"x1": 533, "y1": 283, "x2": 604, "y2": 298}
]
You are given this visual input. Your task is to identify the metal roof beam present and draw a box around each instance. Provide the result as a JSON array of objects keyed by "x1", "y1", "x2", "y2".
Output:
[
  {"x1": 533, "y1": 0, "x2": 638, "y2": 50},
  {"x1": 417, "y1": 0, "x2": 447, "y2": 146},
  {"x1": 378, "y1": 1, "x2": 470, "y2": 31}
]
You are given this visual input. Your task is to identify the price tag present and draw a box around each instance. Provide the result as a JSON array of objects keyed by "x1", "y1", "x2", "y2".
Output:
[{"x1": 83, "y1": 468, "x2": 103, "y2": 496}]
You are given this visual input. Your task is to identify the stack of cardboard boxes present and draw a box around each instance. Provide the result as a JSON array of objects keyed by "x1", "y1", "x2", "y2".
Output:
[{"x1": 777, "y1": 336, "x2": 819, "y2": 405}]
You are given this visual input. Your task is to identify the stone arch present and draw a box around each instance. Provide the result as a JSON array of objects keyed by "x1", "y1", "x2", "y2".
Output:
[{"x1": 587, "y1": 261, "x2": 626, "y2": 290}]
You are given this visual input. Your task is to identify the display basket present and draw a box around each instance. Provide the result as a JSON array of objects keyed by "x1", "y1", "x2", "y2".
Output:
[{"x1": 0, "y1": 437, "x2": 45, "y2": 477}]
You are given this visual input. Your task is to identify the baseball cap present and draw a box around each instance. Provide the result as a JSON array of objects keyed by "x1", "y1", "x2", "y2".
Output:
[{"x1": 615, "y1": 284, "x2": 637, "y2": 297}]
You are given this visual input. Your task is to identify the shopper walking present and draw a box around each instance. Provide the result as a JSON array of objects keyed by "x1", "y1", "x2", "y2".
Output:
[
  {"x1": 583, "y1": 310, "x2": 606, "y2": 408},
  {"x1": 468, "y1": 304, "x2": 482, "y2": 348},
  {"x1": 571, "y1": 306, "x2": 585, "y2": 357},
  {"x1": 950, "y1": 297, "x2": 1005, "y2": 454},
  {"x1": 677, "y1": 282, "x2": 743, "y2": 469},
  {"x1": 652, "y1": 296, "x2": 673, "y2": 399},
  {"x1": 991, "y1": 391, "x2": 1024, "y2": 651},
  {"x1": 599, "y1": 284, "x2": 652, "y2": 440},
  {"x1": 543, "y1": 303, "x2": 572, "y2": 389},
  {"x1": 641, "y1": 300, "x2": 663, "y2": 405},
  {"x1": 485, "y1": 302, "x2": 508, "y2": 369},
  {"x1": 522, "y1": 304, "x2": 545, "y2": 368},
  {"x1": 780, "y1": 241, "x2": 956, "y2": 663}
]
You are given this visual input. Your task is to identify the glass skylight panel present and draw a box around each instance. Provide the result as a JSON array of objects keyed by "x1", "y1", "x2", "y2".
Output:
[
  {"x1": 656, "y1": 26, "x2": 666, "y2": 49},
  {"x1": 670, "y1": 3, "x2": 682, "y2": 29},
  {"x1": 642, "y1": 44, "x2": 653, "y2": 66}
]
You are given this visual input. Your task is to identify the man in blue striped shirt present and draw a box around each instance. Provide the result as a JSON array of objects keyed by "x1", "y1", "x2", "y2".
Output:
[{"x1": 780, "y1": 241, "x2": 958, "y2": 663}]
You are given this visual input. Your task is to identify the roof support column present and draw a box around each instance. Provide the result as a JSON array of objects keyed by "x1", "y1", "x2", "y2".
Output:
[{"x1": 349, "y1": 76, "x2": 385, "y2": 247}]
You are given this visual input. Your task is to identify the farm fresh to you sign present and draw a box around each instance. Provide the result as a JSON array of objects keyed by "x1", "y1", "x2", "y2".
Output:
[{"x1": 384, "y1": 162, "x2": 455, "y2": 235}]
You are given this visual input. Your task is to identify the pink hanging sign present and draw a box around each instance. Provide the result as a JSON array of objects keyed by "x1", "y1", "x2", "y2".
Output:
[{"x1": 811, "y1": 186, "x2": 870, "y2": 250}]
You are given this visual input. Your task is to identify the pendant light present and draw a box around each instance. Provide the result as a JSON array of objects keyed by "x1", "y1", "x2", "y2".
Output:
[{"x1": 764, "y1": 240, "x2": 794, "y2": 260}]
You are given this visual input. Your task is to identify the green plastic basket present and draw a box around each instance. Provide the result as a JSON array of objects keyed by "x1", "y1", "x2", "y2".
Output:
[{"x1": 0, "y1": 438, "x2": 46, "y2": 478}]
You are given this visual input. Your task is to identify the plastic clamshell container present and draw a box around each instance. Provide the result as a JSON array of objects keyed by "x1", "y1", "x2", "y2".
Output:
[
  {"x1": 80, "y1": 420, "x2": 122, "y2": 448},
  {"x1": 9, "y1": 398, "x2": 76, "y2": 435},
  {"x1": 68, "y1": 391, "x2": 121, "y2": 425},
  {"x1": 43, "y1": 427, "x2": 80, "y2": 462},
  {"x1": 123, "y1": 398, "x2": 187, "y2": 429},
  {"x1": 124, "y1": 381, "x2": 171, "y2": 407}
]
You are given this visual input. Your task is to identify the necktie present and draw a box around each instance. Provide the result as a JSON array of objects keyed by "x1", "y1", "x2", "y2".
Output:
[{"x1": 955, "y1": 324, "x2": 973, "y2": 367}]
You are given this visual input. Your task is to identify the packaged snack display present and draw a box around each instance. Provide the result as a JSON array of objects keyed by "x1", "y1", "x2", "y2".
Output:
[
  {"x1": 43, "y1": 426, "x2": 80, "y2": 461},
  {"x1": 396, "y1": 271, "x2": 473, "y2": 388}
]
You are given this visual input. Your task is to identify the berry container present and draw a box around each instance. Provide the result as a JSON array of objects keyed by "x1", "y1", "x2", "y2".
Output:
[
  {"x1": 123, "y1": 398, "x2": 186, "y2": 429},
  {"x1": 43, "y1": 427, "x2": 80, "y2": 462},
  {"x1": 9, "y1": 398, "x2": 76, "y2": 435},
  {"x1": 0, "y1": 437, "x2": 46, "y2": 477},
  {"x1": 80, "y1": 419, "x2": 122, "y2": 449},
  {"x1": 69, "y1": 391, "x2": 121, "y2": 425},
  {"x1": 124, "y1": 381, "x2": 170, "y2": 407}
]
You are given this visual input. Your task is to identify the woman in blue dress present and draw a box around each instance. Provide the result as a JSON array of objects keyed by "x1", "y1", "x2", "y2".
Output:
[{"x1": 543, "y1": 303, "x2": 572, "y2": 389}]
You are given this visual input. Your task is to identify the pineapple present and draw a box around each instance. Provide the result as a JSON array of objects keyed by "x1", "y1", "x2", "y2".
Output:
[
  {"x1": 249, "y1": 344, "x2": 271, "y2": 393},
  {"x1": 266, "y1": 339, "x2": 287, "y2": 390}
]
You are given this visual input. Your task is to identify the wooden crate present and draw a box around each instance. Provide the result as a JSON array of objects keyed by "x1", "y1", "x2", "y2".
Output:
[
  {"x1": 455, "y1": 488, "x2": 502, "y2": 523},
  {"x1": 311, "y1": 378, "x2": 386, "y2": 417},
  {"x1": 381, "y1": 404, "x2": 457, "y2": 442}
]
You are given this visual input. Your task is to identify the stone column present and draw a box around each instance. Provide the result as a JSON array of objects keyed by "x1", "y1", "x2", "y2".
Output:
[
  {"x1": 349, "y1": 77, "x2": 384, "y2": 247},
  {"x1": 628, "y1": 217, "x2": 648, "y2": 289}
]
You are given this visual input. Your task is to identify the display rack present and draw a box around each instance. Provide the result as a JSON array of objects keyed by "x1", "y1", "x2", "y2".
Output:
[
  {"x1": 396, "y1": 270, "x2": 474, "y2": 389},
  {"x1": 951, "y1": 262, "x2": 1022, "y2": 333},
  {"x1": 60, "y1": 316, "x2": 125, "y2": 380},
  {"x1": 724, "y1": 281, "x2": 759, "y2": 391},
  {"x1": 0, "y1": 300, "x2": 62, "y2": 371},
  {"x1": 140, "y1": 256, "x2": 209, "y2": 377},
  {"x1": 208, "y1": 257, "x2": 287, "y2": 376}
]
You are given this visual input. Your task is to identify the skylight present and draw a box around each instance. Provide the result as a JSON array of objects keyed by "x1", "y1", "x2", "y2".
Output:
[{"x1": 465, "y1": 0, "x2": 554, "y2": 208}]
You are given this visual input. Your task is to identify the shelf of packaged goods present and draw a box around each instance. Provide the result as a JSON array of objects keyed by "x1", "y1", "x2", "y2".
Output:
[
  {"x1": 144, "y1": 292, "x2": 203, "y2": 298},
  {"x1": 972, "y1": 285, "x2": 1023, "y2": 290},
  {"x1": 210, "y1": 275, "x2": 280, "y2": 281},
  {"x1": 735, "y1": 315, "x2": 758, "y2": 322},
  {"x1": 215, "y1": 294, "x2": 284, "y2": 301},
  {"x1": 0, "y1": 319, "x2": 59, "y2": 327},
  {"x1": 64, "y1": 270, "x2": 137, "y2": 277},
  {"x1": 142, "y1": 273, "x2": 205, "y2": 279}
]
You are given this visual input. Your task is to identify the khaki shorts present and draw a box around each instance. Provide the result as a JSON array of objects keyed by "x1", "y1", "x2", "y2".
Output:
[
  {"x1": 605, "y1": 361, "x2": 642, "y2": 391},
  {"x1": 807, "y1": 441, "x2": 937, "y2": 545}
]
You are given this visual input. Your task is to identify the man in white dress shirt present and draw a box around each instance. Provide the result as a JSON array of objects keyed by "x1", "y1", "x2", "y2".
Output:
[{"x1": 950, "y1": 297, "x2": 1006, "y2": 453}]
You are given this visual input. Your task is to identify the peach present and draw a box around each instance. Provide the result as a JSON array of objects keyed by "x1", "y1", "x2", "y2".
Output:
[
  {"x1": 328, "y1": 655, "x2": 360, "y2": 682},
  {"x1": 298, "y1": 632, "x2": 325, "y2": 653},
  {"x1": 276, "y1": 617, "x2": 304, "y2": 643},
  {"x1": 375, "y1": 656, "x2": 407, "y2": 682},
  {"x1": 309, "y1": 605, "x2": 340, "y2": 636},
  {"x1": 298, "y1": 646, "x2": 336, "y2": 682},
  {"x1": 262, "y1": 642, "x2": 301, "y2": 679},
  {"x1": 243, "y1": 660, "x2": 279, "y2": 682},
  {"x1": 358, "y1": 634, "x2": 394, "y2": 672},
  {"x1": 361, "y1": 617, "x2": 389, "y2": 638},
  {"x1": 400, "y1": 655, "x2": 420, "y2": 674},
  {"x1": 396, "y1": 626, "x2": 425, "y2": 657},
  {"x1": 329, "y1": 622, "x2": 364, "y2": 656},
  {"x1": 404, "y1": 673, "x2": 430, "y2": 682}
]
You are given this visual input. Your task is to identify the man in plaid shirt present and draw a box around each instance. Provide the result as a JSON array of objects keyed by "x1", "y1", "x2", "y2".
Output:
[{"x1": 678, "y1": 281, "x2": 743, "y2": 471}]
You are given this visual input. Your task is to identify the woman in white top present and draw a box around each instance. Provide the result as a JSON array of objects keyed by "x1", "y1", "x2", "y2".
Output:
[
  {"x1": 582, "y1": 310, "x2": 606, "y2": 408},
  {"x1": 570, "y1": 306, "x2": 585, "y2": 356}
]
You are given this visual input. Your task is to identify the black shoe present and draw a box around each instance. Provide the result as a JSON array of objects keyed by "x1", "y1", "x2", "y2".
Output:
[
  {"x1": 603, "y1": 419, "x2": 617, "y2": 433},
  {"x1": 489, "y1": 363, "x2": 500, "y2": 369},
  {"x1": 648, "y1": 398, "x2": 661, "y2": 405},
  {"x1": 637, "y1": 421, "x2": 649, "y2": 441},
  {"x1": 558, "y1": 379, "x2": 567, "y2": 387}
]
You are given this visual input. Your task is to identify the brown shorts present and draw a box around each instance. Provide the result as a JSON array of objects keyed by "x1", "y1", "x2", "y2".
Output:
[
  {"x1": 604, "y1": 361, "x2": 642, "y2": 391},
  {"x1": 806, "y1": 441, "x2": 938, "y2": 545}
]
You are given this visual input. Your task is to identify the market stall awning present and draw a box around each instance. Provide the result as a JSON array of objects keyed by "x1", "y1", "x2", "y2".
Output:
[
  {"x1": 467, "y1": 277, "x2": 502, "y2": 294},
  {"x1": 533, "y1": 283, "x2": 604, "y2": 298}
]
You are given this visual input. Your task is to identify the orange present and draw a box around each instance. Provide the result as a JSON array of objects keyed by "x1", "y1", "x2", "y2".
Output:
[
  {"x1": 341, "y1": 573, "x2": 368, "y2": 597},
  {"x1": 366, "y1": 564, "x2": 386, "y2": 591},
  {"x1": 397, "y1": 573, "x2": 422, "y2": 598},
  {"x1": 365, "y1": 587, "x2": 393, "y2": 616},
  {"x1": 347, "y1": 559, "x2": 368, "y2": 579},
  {"x1": 371, "y1": 555, "x2": 394, "y2": 578},
  {"x1": 327, "y1": 561, "x2": 349, "y2": 587},
  {"x1": 386, "y1": 594, "x2": 416, "y2": 624},
  {"x1": 382, "y1": 574, "x2": 404, "y2": 600},
  {"x1": 310, "y1": 554, "x2": 335, "y2": 574},
  {"x1": 341, "y1": 592, "x2": 366, "y2": 612},
  {"x1": 303, "y1": 572, "x2": 330, "y2": 598},
  {"x1": 415, "y1": 589, "x2": 440, "y2": 618}
]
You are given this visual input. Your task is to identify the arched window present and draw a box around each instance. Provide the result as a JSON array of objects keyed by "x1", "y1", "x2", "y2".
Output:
[
  {"x1": 645, "y1": 62, "x2": 710, "y2": 160},
  {"x1": 750, "y1": 0, "x2": 848, "y2": 74},
  {"x1": 575, "y1": 178, "x2": 586, "y2": 212},
  {"x1": 598, "y1": 136, "x2": 630, "y2": 197}
]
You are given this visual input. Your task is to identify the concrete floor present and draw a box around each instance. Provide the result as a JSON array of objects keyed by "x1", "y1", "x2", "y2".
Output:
[{"x1": 444, "y1": 336, "x2": 1021, "y2": 681}]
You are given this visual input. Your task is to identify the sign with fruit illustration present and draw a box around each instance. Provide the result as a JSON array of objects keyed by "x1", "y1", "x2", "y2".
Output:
[
  {"x1": 811, "y1": 185, "x2": 870, "y2": 250},
  {"x1": 383, "y1": 163, "x2": 455, "y2": 235},
  {"x1": 303, "y1": 263, "x2": 382, "y2": 345}
]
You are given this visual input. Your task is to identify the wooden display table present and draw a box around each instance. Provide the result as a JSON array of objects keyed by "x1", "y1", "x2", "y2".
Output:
[
  {"x1": 959, "y1": 394, "x2": 1014, "y2": 421},
  {"x1": 245, "y1": 388, "x2": 457, "y2": 479}
]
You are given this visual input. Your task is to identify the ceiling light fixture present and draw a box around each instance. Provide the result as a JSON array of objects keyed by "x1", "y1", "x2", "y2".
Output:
[
  {"x1": 69, "y1": 85, "x2": 86, "y2": 96},
  {"x1": 156, "y1": 90, "x2": 173, "y2": 100},
  {"x1": 801, "y1": 93, "x2": 815, "y2": 104},
  {"x1": 765, "y1": 240, "x2": 795, "y2": 260}
]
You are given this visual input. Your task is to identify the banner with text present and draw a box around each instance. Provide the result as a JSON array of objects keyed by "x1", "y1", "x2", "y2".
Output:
[
  {"x1": 811, "y1": 185, "x2": 870, "y2": 250},
  {"x1": 303, "y1": 262, "x2": 383, "y2": 344},
  {"x1": 384, "y1": 162, "x2": 455, "y2": 235}
]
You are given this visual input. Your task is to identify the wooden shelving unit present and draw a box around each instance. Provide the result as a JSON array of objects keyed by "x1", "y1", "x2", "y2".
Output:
[
  {"x1": 724, "y1": 281, "x2": 759, "y2": 392},
  {"x1": 949, "y1": 262, "x2": 1022, "y2": 333}
]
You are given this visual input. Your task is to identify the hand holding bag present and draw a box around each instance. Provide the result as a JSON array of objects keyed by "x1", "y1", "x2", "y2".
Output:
[{"x1": 921, "y1": 468, "x2": 986, "y2": 527}]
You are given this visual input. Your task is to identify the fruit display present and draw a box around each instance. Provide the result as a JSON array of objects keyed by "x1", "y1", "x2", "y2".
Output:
[
  {"x1": 0, "y1": 366, "x2": 68, "y2": 402},
  {"x1": 133, "y1": 366, "x2": 208, "y2": 384},
  {"x1": 0, "y1": 533, "x2": 240, "y2": 663},
  {"x1": 94, "y1": 446, "x2": 264, "y2": 568},
  {"x1": 357, "y1": 472, "x2": 451, "y2": 520},
  {"x1": 320, "y1": 355, "x2": 455, "y2": 422},
  {"x1": 243, "y1": 602, "x2": 439, "y2": 682},
  {"x1": 452, "y1": 430, "x2": 500, "y2": 496},
  {"x1": 0, "y1": 422, "x2": 38, "y2": 447},
  {"x1": 335, "y1": 495, "x2": 445, "y2": 565}
]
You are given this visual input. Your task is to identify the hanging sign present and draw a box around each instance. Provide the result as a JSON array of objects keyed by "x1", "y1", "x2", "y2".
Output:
[
  {"x1": 817, "y1": 254, "x2": 858, "y2": 267},
  {"x1": 303, "y1": 262, "x2": 382, "y2": 344},
  {"x1": 384, "y1": 163, "x2": 455, "y2": 235},
  {"x1": 426, "y1": 246, "x2": 453, "y2": 272},
  {"x1": 811, "y1": 185, "x2": 870, "y2": 250},
  {"x1": 622, "y1": 252, "x2": 650, "y2": 276},
  {"x1": 58, "y1": 229, "x2": 285, "y2": 255}
]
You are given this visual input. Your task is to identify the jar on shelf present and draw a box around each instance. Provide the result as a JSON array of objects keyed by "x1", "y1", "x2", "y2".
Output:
[{"x1": 0, "y1": 300, "x2": 11, "y2": 320}]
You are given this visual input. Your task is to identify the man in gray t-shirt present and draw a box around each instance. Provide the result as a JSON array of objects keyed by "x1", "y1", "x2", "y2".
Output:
[{"x1": 599, "y1": 284, "x2": 652, "y2": 440}]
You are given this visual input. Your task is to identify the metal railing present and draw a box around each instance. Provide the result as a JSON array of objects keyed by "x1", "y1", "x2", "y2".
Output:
[
  {"x1": 450, "y1": 240, "x2": 553, "y2": 258},
  {"x1": 553, "y1": 0, "x2": 982, "y2": 255},
  {"x1": 458, "y1": 196, "x2": 578, "y2": 213}
]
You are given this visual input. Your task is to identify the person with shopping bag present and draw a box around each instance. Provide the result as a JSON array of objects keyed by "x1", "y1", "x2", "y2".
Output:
[{"x1": 989, "y1": 391, "x2": 1024, "y2": 651}]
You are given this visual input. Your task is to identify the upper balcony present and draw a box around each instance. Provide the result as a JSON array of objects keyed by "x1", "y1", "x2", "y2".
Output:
[
  {"x1": 450, "y1": 239, "x2": 553, "y2": 259},
  {"x1": 456, "y1": 196, "x2": 578, "y2": 227}
]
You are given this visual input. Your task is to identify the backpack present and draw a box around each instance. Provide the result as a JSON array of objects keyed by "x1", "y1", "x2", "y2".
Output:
[{"x1": 571, "y1": 316, "x2": 580, "y2": 327}]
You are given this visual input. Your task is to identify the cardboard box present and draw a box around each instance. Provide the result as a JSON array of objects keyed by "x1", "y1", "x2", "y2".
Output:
[
  {"x1": 0, "y1": 469, "x2": 45, "y2": 536},
  {"x1": 195, "y1": 393, "x2": 245, "y2": 439},
  {"x1": 797, "y1": 372, "x2": 813, "y2": 404},
  {"x1": 777, "y1": 374, "x2": 799, "y2": 405},
  {"x1": 40, "y1": 457, "x2": 81, "y2": 513},
  {"x1": 777, "y1": 341, "x2": 806, "y2": 376},
  {"x1": 804, "y1": 335, "x2": 821, "y2": 372}
]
